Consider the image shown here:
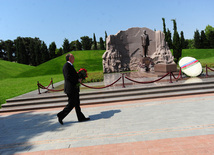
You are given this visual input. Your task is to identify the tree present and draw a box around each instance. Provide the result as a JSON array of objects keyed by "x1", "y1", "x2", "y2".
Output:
[
  {"x1": 56, "y1": 47, "x2": 63, "y2": 56},
  {"x1": 162, "y1": 18, "x2": 166, "y2": 34},
  {"x1": 180, "y1": 31, "x2": 185, "y2": 49},
  {"x1": 105, "y1": 31, "x2": 108, "y2": 49},
  {"x1": 186, "y1": 39, "x2": 194, "y2": 49},
  {"x1": 194, "y1": 29, "x2": 200, "y2": 48},
  {"x1": 166, "y1": 28, "x2": 173, "y2": 49},
  {"x1": 62, "y1": 38, "x2": 70, "y2": 54},
  {"x1": 29, "y1": 38, "x2": 36, "y2": 65},
  {"x1": 0, "y1": 40, "x2": 4, "y2": 59},
  {"x1": 16, "y1": 37, "x2": 26, "y2": 64},
  {"x1": 5, "y1": 40, "x2": 14, "y2": 61},
  {"x1": 80, "y1": 36, "x2": 92, "y2": 50},
  {"x1": 205, "y1": 25, "x2": 214, "y2": 48},
  {"x1": 200, "y1": 30, "x2": 209, "y2": 48},
  {"x1": 34, "y1": 38, "x2": 42, "y2": 65},
  {"x1": 76, "y1": 40, "x2": 82, "y2": 50},
  {"x1": 208, "y1": 31, "x2": 214, "y2": 48},
  {"x1": 41, "y1": 41, "x2": 49, "y2": 63},
  {"x1": 70, "y1": 41, "x2": 76, "y2": 51},
  {"x1": 99, "y1": 37, "x2": 105, "y2": 50},
  {"x1": 93, "y1": 33, "x2": 98, "y2": 50},
  {"x1": 205, "y1": 25, "x2": 214, "y2": 38},
  {"x1": 49, "y1": 42, "x2": 56, "y2": 59},
  {"x1": 162, "y1": 18, "x2": 173, "y2": 49},
  {"x1": 171, "y1": 19, "x2": 182, "y2": 64}
]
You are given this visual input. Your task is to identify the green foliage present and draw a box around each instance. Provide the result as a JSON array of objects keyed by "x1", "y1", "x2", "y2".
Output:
[
  {"x1": 205, "y1": 25, "x2": 214, "y2": 38},
  {"x1": 99, "y1": 37, "x2": 105, "y2": 50},
  {"x1": 62, "y1": 38, "x2": 70, "y2": 54},
  {"x1": 76, "y1": 40, "x2": 82, "y2": 50},
  {"x1": 81, "y1": 36, "x2": 93, "y2": 50},
  {"x1": 93, "y1": 33, "x2": 98, "y2": 50},
  {"x1": 194, "y1": 29, "x2": 200, "y2": 48},
  {"x1": 200, "y1": 30, "x2": 209, "y2": 48},
  {"x1": 5, "y1": 40, "x2": 14, "y2": 61},
  {"x1": 180, "y1": 31, "x2": 185, "y2": 49},
  {"x1": 204, "y1": 25, "x2": 214, "y2": 48},
  {"x1": 166, "y1": 29, "x2": 173, "y2": 49},
  {"x1": 172, "y1": 19, "x2": 182, "y2": 64},
  {"x1": 49, "y1": 42, "x2": 57, "y2": 59},
  {"x1": 105, "y1": 31, "x2": 108, "y2": 48},
  {"x1": 186, "y1": 39, "x2": 194, "y2": 49},
  {"x1": 162, "y1": 18, "x2": 166, "y2": 34},
  {"x1": 41, "y1": 41, "x2": 49, "y2": 63}
]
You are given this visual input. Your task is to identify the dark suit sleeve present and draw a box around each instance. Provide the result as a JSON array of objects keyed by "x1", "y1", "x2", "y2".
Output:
[{"x1": 63, "y1": 63, "x2": 79, "y2": 93}]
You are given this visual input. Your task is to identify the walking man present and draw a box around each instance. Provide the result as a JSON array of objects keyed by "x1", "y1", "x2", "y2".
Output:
[{"x1": 57, "y1": 53, "x2": 90, "y2": 125}]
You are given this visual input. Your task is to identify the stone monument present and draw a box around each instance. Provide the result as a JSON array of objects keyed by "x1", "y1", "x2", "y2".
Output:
[
  {"x1": 151, "y1": 31, "x2": 177, "y2": 72},
  {"x1": 102, "y1": 27, "x2": 177, "y2": 73}
]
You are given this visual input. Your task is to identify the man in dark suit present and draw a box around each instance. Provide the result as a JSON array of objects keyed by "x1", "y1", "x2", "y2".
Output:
[{"x1": 57, "y1": 53, "x2": 90, "y2": 125}]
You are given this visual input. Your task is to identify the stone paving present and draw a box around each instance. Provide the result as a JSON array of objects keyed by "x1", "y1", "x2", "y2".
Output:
[
  {"x1": 1, "y1": 93, "x2": 214, "y2": 154},
  {"x1": 1, "y1": 72, "x2": 214, "y2": 154}
]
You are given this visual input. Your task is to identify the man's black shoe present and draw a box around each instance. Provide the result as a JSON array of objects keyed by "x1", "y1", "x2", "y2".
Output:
[
  {"x1": 79, "y1": 117, "x2": 90, "y2": 122},
  {"x1": 57, "y1": 114, "x2": 63, "y2": 125}
]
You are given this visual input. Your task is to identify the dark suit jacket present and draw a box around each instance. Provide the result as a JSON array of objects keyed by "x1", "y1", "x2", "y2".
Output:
[{"x1": 63, "y1": 62, "x2": 79, "y2": 94}]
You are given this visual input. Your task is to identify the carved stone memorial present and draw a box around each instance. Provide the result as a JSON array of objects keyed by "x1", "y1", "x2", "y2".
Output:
[{"x1": 102, "y1": 27, "x2": 177, "y2": 73}]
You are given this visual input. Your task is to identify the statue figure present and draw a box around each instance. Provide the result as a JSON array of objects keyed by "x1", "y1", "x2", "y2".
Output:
[
  {"x1": 151, "y1": 41, "x2": 175, "y2": 64},
  {"x1": 102, "y1": 44, "x2": 122, "y2": 73},
  {"x1": 141, "y1": 30, "x2": 150, "y2": 57}
]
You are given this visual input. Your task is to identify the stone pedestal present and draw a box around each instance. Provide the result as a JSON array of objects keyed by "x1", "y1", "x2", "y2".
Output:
[
  {"x1": 154, "y1": 63, "x2": 177, "y2": 73},
  {"x1": 139, "y1": 57, "x2": 154, "y2": 72}
]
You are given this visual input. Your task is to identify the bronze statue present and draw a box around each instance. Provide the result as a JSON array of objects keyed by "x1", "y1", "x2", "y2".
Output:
[{"x1": 141, "y1": 30, "x2": 150, "y2": 57}]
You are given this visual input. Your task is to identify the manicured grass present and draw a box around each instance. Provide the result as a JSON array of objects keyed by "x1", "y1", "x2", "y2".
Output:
[
  {"x1": 0, "y1": 60, "x2": 35, "y2": 80},
  {"x1": 17, "y1": 50, "x2": 105, "y2": 77},
  {"x1": 0, "y1": 50, "x2": 105, "y2": 106},
  {"x1": 0, "y1": 74, "x2": 63, "y2": 106},
  {"x1": 181, "y1": 49, "x2": 214, "y2": 67}
]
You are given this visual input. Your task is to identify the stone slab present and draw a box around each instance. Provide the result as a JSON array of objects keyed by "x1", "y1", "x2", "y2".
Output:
[{"x1": 154, "y1": 63, "x2": 177, "y2": 73}]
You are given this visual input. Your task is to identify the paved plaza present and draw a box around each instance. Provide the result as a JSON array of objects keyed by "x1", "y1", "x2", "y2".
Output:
[{"x1": 1, "y1": 92, "x2": 214, "y2": 154}]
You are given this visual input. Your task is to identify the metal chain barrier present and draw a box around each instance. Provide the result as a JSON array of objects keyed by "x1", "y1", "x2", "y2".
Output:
[
  {"x1": 206, "y1": 65, "x2": 214, "y2": 77},
  {"x1": 80, "y1": 77, "x2": 122, "y2": 89},
  {"x1": 170, "y1": 68, "x2": 182, "y2": 80},
  {"x1": 125, "y1": 72, "x2": 170, "y2": 84},
  {"x1": 37, "y1": 69, "x2": 186, "y2": 94},
  {"x1": 37, "y1": 78, "x2": 63, "y2": 94}
]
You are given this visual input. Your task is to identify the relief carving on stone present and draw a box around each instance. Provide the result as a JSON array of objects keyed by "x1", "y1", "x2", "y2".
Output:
[{"x1": 102, "y1": 27, "x2": 176, "y2": 73}]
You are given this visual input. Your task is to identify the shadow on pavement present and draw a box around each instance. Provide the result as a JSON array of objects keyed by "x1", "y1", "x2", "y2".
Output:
[
  {"x1": 89, "y1": 109, "x2": 121, "y2": 121},
  {"x1": 0, "y1": 112, "x2": 66, "y2": 155}
]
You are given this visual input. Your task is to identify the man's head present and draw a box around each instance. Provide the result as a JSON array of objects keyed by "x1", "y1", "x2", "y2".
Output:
[{"x1": 66, "y1": 53, "x2": 75, "y2": 63}]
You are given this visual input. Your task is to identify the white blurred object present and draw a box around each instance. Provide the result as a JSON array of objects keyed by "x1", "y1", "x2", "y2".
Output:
[{"x1": 179, "y1": 57, "x2": 202, "y2": 77}]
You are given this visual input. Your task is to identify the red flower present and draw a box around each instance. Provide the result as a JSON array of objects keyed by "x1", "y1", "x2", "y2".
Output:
[{"x1": 77, "y1": 68, "x2": 88, "y2": 80}]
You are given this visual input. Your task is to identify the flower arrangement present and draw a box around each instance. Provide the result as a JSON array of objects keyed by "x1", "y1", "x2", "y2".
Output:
[{"x1": 77, "y1": 68, "x2": 88, "y2": 80}]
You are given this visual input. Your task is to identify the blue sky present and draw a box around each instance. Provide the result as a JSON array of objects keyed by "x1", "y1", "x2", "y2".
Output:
[{"x1": 0, "y1": 0, "x2": 213, "y2": 48}]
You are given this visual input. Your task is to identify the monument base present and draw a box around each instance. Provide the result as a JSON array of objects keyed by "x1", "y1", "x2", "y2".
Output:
[
  {"x1": 139, "y1": 57, "x2": 154, "y2": 72},
  {"x1": 154, "y1": 63, "x2": 177, "y2": 73}
]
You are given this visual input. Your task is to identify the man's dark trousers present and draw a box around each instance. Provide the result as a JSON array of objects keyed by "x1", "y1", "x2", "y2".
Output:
[{"x1": 58, "y1": 91, "x2": 86, "y2": 121}]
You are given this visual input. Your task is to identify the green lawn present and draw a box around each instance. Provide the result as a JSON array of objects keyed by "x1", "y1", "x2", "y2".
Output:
[
  {"x1": 17, "y1": 50, "x2": 105, "y2": 77},
  {"x1": 0, "y1": 50, "x2": 105, "y2": 106},
  {"x1": 0, "y1": 74, "x2": 63, "y2": 106},
  {"x1": 0, "y1": 60, "x2": 35, "y2": 80},
  {"x1": 181, "y1": 49, "x2": 214, "y2": 67}
]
